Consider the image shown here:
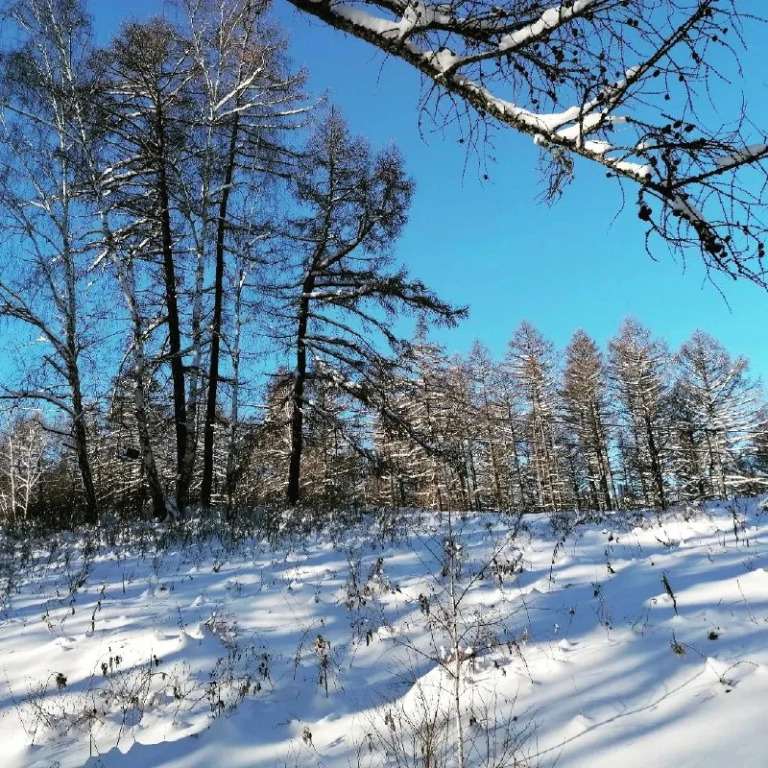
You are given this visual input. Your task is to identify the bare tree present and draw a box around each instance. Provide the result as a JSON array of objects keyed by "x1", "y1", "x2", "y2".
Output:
[
  {"x1": 0, "y1": 0, "x2": 105, "y2": 523},
  {"x1": 269, "y1": 111, "x2": 463, "y2": 505},
  {"x1": 286, "y1": 0, "x2": 768, "y2": 282},
  {"x1": 180, "y1": 0, "x2": 308, "y2": 510},
  {"x1": 608, "y1": 318, "x2": 670, "y2": 509},
  {"x1": 0, "y1": 414, "x2": 47, "y2": 524}
]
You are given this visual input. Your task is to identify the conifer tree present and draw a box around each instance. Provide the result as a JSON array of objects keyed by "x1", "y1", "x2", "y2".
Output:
[
  {"x1": 505, "y1": 321, "x2": 569, "y2": 512},
  {"x1": 609, "y1": 319, "x2": 671, "y2": 509},
  {"x1": 673, "y1": 330, "x2": 763, "y2": 498},
  {"x1": 562, "y1": 330, "x2": 616, "y2": 511}
]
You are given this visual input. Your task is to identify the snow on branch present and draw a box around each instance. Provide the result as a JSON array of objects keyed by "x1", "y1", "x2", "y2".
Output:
[{"x1": 287, "y1": 0, "x2": 768, "y2": 286}]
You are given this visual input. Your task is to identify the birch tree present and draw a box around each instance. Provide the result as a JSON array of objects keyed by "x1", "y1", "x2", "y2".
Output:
[
  {"x1": 0, "y1": 0, "x2": 105, "y2": 523},
  {"x1": 180, "y1": 0, "x2": 308, "y2": 510},
  {"x1": 0, "y1": 415, "x2": 47, "y2": 524}
]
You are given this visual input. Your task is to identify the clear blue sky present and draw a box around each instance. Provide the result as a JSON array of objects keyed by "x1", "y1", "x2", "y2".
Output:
[{"x1": 89, "y1": 1, "x2": 768, "y2": 379}]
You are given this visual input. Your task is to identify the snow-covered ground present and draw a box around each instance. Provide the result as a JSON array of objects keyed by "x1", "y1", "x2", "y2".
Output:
[{"x1": 2, "y1": 498, "x2": 768, "y2": 767}]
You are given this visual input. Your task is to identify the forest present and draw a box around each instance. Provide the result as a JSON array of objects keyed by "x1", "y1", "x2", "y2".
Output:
[{"x1": 0, "y1": 0, "x2": 767, "y2": 528}]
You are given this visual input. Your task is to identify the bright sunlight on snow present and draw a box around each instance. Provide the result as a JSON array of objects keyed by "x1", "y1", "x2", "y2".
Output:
[{"x1": 2, "y1": 500, "x2": 768, "y2": 767}]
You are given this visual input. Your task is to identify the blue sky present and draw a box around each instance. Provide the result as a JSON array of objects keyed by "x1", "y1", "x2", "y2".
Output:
[{"x1": 90, "y1": 1, "x2": 768, "y2": 379}]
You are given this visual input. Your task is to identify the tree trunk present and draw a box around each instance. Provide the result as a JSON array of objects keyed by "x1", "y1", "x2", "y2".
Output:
[
  {"x1": 155, "y1": 111, "x2": 189, "y2": 514},
  {"x1": 644, "y1": 413, "x2": 666, "y2": 510},
  {"x1": 287, "y1": 285, "x2": 313, "y2": 505},
  {"x1": 70, "y1": 381, "x2": 98, "y2": 524},
  {"x1": 201, "y1": 114, "x2": 240, "y2": 510}
]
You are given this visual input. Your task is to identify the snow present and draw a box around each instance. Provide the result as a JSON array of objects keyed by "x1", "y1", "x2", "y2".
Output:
[
  {"x1": 673, "y1": 194, "x2": 706, "y2": 223},
  {"x1": 330, "y1": 1, "x2": 450, "y2": 43},
  {"x1": 498, "y1": 0, "x2": 597, "y2": 53},
  {"x1": 715, "y1": 144, "x2": 768, "y2": 170},
  {"x1": 608, "y1": 158, "x2": 652, "y2": 179},
  {"x1": 428, "y1": 47, "x2": 461, "y2": 74},
  {"x1": 2, "y1": 499, "x2": 768, "y2": 766}
]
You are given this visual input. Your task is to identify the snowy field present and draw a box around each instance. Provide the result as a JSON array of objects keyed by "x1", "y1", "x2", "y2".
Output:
[{"x1": 2, "y1": 499, "x2": 768, "y2": 767}]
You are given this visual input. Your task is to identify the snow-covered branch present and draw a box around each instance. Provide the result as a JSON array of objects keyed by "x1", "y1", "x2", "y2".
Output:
[{"x1": 287, "y1": 0, "x2": 768, "y2": 286}]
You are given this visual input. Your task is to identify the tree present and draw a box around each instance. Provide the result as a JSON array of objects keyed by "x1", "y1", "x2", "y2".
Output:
[
  {"x1": 465, "y1": 341, "x2": 509, "y2": 510},
  {"x1": 268, "y1": 111, "x2": 463, "y2": 505},
  {"x1": 0, "y1": 414, "x2": 47, "y2": 524},
  {"x1": 562, "y1": 330, "x2": 615, "y2": 511},
  {"x1": 608, "y1": 319, "x2": 670, "y2": 509},
  {"x1": 93, "y1": 18, "x2": 200, "y2": 514},
  {"x1": 371, "y1": 324, "x2": 471, "y2": 511},
  {"x1": 673, "y1": 330, "x2": 763, "y2": 498},
  {"x1": 182, "y1": 0, "x2": 308, "y2": 510},
  {"x1": 0, "y1": 0, "x2": 104, "y2": 523},
  {"x1": 287, "y1": 0, "x2": 768, "y2": 282},
  {"x1": 505, "y1": 321, "x2": 569, "y2": 512}
]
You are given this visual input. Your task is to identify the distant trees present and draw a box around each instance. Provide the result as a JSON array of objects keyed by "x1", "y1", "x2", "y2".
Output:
[
  {"x1": 0, "y1": 415, "x2": 47, "y2": 523},
  {"x1": 287, "y1": 0, "x2": 768, "y2": 284},
  {"x1": 365, "y1": 319, "x2": 767, "y2": 515}
]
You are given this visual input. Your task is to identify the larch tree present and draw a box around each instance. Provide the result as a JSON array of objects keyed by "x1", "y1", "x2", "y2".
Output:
[
  {"x1": 608, "y1": 318, "x2": 671, "y2": 509},
  {"x1": 466, "y1": 341, "x2": 509, "y2": 510},
  {"x1": 562, "y1": 329, "x2": 615, "y2": 511},
  {"x1": 286, "y1": 0, "x2": 768, "y2": 283},
  {"x1": 93, "y1": 19, "x2": 200, "y2": 514},
  {"x1": 268, "y1": 111, "x2": 463, "y2": 505},
  {"x1": 375, "y1": 327, "x2": 470, "y2": 511},
  {"x1": 505, "y1": 321, "x2": 568, "y2": 512},
  {"x1": 673, "y1": 330, "x2": 764, "y2": 498}
]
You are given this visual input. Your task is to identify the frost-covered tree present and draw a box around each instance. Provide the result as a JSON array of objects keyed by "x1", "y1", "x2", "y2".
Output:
[
  {"x1": 287, "y1": 0, "x2": 768, "y2": 283},
  {"x1": 372, "y1": 330, "x2": 465, "y2": 510},
  {"x1": 672, "y1": 331, "x2": 763, "y2": 498},
  {"x1": 562, "y1": 330, "x2": 615, "y2": 511},
  {"x1": 465, "y1": 341, "x2": 511, "y2": 510},
  {"x1": 505, "y1": 321, "x2": 569, "y2": 512},
  {"x1": 609, "y1": 319, "x2": 671, "y2": 509}
]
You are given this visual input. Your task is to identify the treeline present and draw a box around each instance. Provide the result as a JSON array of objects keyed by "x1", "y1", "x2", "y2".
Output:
[{"x1": 251, "y1": 319, "x2": 768, "y2": 513}]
